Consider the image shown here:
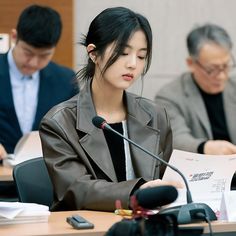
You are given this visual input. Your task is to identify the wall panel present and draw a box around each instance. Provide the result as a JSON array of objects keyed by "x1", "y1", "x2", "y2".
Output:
[
  {"x1": 74, "y1": 0, "x2": 236, "y2": 100},
  {"x1": 0, "y1": 0, "x2": 73, "y2": 68}
]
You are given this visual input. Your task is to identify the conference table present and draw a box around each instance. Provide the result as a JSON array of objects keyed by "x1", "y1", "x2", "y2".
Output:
[
  {"x1": 1, "y1": 210, "x2": 236, "y2": 236},
  {"x1": 1, "y1": 166, "x2": 236, "y2": 235}
]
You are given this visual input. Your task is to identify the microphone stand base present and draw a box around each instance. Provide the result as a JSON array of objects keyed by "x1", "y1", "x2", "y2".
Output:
[{"x1": 158, "y1": 203, "x2": 217, "y2": 224}]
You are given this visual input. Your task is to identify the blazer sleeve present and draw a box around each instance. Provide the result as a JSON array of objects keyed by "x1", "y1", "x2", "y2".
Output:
[{"x1": 155, "y1": 86, "x2": 206, "y2": 153}]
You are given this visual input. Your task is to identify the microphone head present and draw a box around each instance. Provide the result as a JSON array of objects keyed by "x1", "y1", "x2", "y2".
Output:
[
  {"x1": 92, "y1": 116, "x2": 106, "y2": 129},
  {"x1": 134, "y1": 185, "x2": 178, "y2": 209}
]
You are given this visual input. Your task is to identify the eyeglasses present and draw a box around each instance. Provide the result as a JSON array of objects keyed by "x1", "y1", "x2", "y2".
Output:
[{"x1": 194, "y1": 55, "x2": 236, "y2": 78}]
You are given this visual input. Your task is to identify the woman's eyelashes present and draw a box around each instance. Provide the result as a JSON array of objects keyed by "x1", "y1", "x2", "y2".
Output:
[
  {"x1": 138, "y1": 55, "x2": 146, "y2": 60},
  {"x1": 121, "y1": 52, "x2": 146, "y2": 60}
]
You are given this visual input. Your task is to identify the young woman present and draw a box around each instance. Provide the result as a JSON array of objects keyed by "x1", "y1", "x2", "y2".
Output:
[{"x1": 40, "y1": 7, "x2": 174, "y2": 211}]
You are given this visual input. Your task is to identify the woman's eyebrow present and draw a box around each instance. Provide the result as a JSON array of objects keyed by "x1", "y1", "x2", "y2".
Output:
[{"x1": 124, "y1": 45, "x2": 147, "y2": 51}]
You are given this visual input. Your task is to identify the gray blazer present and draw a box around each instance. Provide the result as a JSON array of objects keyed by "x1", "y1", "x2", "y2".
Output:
[
  {"x1": 39, "y1": 82, "x2": 172, "y2": 211},
  {"x1": 155, "y1": 72, "x2": 236, "y2": 153}
]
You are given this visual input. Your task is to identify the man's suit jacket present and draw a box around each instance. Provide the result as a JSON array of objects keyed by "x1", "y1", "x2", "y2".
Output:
[
  {"x1": 39, "y1": 82, "x2": 172, "y2": 211},
  {"x1": 155, "y1": 72, "x2": 236, "y2": 153},
  {"x1": 0, "y1": 53, "x2": 79, "y2": 153}
]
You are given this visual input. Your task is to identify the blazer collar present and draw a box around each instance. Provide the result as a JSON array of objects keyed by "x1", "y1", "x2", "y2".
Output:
[
  {"x1": 125, "y1": 93, "x2": 158, "y2": 179},
  {"x1": 76, "y1": 83, "x2": 153, "y2": 132},
  {"x1": 76, "y1": 82, "x2": 116, "y2": 181},
  {"x1": 183, "y1": 73, "x2": 212, "y2": 138},
  {"x1": 76, "y1": 81, "x2": 158, "y2": 181}
]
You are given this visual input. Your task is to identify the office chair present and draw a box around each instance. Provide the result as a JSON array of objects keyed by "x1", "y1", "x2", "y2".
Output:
[{"x1": 13, "y1": 157, "x2": 53, "y2": 207}]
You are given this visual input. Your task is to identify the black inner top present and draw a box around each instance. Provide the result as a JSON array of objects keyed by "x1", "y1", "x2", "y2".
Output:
[
  {"x1": 103, "y1": 122, "x2": 126, "y2": 182},
  {"x1": 198, "y1": 87, "x2": 231, "y2": 141}
]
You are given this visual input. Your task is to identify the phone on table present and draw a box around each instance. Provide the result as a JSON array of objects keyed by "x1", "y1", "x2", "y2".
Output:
[{"x1": 66, "y1": 215, "x2": 94, "y2": 229}]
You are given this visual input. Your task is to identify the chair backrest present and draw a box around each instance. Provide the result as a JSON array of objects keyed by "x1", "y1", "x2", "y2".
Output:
[{"x1": 13, "y1": 157, "x2": 53, "y2": 207}]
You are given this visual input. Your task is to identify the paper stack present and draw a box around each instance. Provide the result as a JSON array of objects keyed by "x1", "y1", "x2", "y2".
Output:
[{"x1": 0, "y1": 202, "x2": 50, "y2": 225}]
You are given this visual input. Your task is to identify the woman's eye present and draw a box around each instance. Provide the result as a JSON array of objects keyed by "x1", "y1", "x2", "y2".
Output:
[{"x1": 138, "y1": 56, "x2": 145, "y2": 60}]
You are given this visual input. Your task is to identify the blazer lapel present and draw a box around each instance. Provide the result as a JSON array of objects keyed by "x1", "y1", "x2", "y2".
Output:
[
  {"x1": 76, "y1": 83, "x2": 117, "y2": 182},
  {"x1": 126, "y1": 94, "x2": 158, "y2": 179},
  {"x1": 184, "y1": 75, "x2": 212, "y2": 138},
  {"x1": 224, "y1": 79, "x2": 236, "y2": 143}
]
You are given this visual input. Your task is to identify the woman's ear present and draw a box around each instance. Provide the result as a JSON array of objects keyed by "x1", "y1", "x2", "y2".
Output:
[{"x1": 87, "y1": 44, "x2": 97, "y2": 63}]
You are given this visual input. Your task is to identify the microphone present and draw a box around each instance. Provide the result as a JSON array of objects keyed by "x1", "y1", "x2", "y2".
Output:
[
  {"x1": 92, "y1": 116, "x2": 217, "y2": 224},
  {"x1": 92, "y1": 116, "x2": 191, "y2": 201},
  {"x1": 134, "y1": 185, "x2": 178, "y2": 209}
]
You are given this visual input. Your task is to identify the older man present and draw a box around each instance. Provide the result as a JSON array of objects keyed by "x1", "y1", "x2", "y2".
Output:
[{"x1": 155, "y1": 24, "x2": 236, "y2": 155}]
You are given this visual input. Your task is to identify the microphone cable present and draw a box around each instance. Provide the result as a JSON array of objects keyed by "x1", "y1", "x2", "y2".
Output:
[{"x1": 195, "y1": 212, "x2": 214, "y2": 236}]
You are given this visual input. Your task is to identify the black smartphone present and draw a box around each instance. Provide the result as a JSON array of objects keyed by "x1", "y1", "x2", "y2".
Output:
[{"x1": 66, "y1": 215, "x2": 94, "y2": 229}]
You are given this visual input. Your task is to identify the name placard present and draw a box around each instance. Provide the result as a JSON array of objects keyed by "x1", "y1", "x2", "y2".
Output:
[{"x1": 220, "y1": 191, "x2": 236, "y2": 221}]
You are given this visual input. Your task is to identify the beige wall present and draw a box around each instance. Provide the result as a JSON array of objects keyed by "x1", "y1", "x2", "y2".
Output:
[
  {"x1": 74, "y1": 0, "x2": 236, "y2": 100},
  {"x1": 0, "y1": 0, "x2": 74, "y2": 69}
]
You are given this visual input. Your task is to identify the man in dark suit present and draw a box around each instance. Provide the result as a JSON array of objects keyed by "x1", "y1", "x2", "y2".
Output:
[{"x1": 0, "y1": 5, "x2": 78, "y2": 159}]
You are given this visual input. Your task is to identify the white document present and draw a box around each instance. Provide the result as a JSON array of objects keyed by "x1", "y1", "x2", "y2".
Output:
[
  {"x1": 0, "y1": 202, "x2": 50, "y2": 225},
  {"x1": 162, "y1": 149, "x2": 236, "y2": 214},
  {"x1": 3, "y1": 131, "x2": 42, "y2": 167}
]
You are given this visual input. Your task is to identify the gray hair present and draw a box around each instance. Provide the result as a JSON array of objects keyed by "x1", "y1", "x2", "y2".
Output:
[{"x1": 187, "y1": 23, "x2": 233, "y2": 59}]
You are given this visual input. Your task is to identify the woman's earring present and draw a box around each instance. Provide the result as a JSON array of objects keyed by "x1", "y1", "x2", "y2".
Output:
[{"x1": 90, "y1": 56, "x2": 96, "y2": 63}]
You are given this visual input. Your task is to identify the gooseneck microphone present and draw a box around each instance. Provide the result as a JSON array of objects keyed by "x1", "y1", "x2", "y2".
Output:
[
  {"x1": 92, "y1": 116, "x2": 192, "y2": 202},
  {"x1": 92, "y1": 116, "x2": 217, "y2": 224}
]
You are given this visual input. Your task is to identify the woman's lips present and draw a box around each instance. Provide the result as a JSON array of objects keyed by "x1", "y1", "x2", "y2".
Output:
[{"x1": 122, "y1": 74, "x2": 134, "y2": 81}]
